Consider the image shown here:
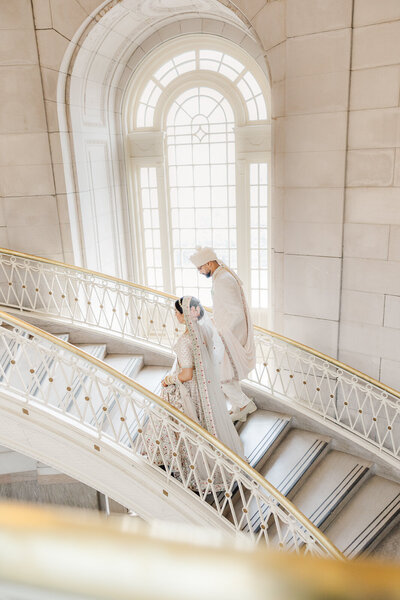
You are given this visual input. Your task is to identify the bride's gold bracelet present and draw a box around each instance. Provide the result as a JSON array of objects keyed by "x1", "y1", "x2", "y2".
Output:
[{"x1": 164, "y1": 374, "x2": 178, "y2": 385}]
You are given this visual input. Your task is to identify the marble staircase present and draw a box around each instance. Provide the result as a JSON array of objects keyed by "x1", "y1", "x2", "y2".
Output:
[
  {"x1": 0, "y1": 325, "x2": 398, "y2": 559},
  {"x1": 239, "y1": 410, "x2": 400, "y2": 557}
]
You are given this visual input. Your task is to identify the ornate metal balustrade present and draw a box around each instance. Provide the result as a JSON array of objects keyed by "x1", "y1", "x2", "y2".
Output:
[
  {"x1": 0, "y1": 310, "x2": 341, "y2": 558},
  {"x1": 0, "y1": 249, "x2": 398, "y2": 468}
]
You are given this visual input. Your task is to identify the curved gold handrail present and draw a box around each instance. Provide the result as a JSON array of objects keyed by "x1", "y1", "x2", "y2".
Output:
[
  {"x1": 253, "y1": 326, "x2": 400, "y2": 401},
  {"x1": 0, "y1": 247, "x2": 398, "y2": 400},
  {"x1": 0, "y1": 308, "x2": 344, "y2": 560},
  {"x1": 1, "y1": 504, "x2": 399, "y2": 600}
]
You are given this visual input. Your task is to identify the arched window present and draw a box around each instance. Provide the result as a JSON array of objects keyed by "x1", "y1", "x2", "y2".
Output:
[{"x1": 124, "y1": 36, "x2": 271, "y2": 321}]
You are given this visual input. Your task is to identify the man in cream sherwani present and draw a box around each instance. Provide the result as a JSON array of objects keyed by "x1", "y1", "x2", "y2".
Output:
[{"x1": 190, "y1": 246, "x2": 256, "y2": 422}]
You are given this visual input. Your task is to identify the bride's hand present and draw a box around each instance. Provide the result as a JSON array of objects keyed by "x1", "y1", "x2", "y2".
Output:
[{"x1": 161, "y1": 378, "x2": 168, "y2": 387}]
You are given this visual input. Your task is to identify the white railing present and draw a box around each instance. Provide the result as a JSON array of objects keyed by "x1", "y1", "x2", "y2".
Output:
[
  {"x1": 0, "y1": 310, "x2": 341, "y2": 558},
  {"x1": 251, "y1": 330, "x2": 400, "y2": 466},
  {"x1": 0, "y1": 249, "x2": 398, "y2": 467}
]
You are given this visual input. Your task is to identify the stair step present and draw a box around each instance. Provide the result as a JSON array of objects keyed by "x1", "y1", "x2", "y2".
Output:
[
  {"x1": 31, "y1": 333, "x2": 70, "y2": 394},
  {"x1": 259, "y1": 429, "x2": 330, "y2": 497},
  {"x1": 62, "y1": 343, "x2": 107, "y2": 412},
  {"x1": 239, "y1": 429, "x2": 330, "y2": 533},
  {"x1": 103, "y1": 354, "x2": 144, "y2": 380},
  {"x1": 74, "y1": 343, "x2": 107, "y2": 361},
  {"x1": 0, "y1": 325, "x2": 29, "y2": 382},
  {"x1": 29, "y1": 342, "x2": 108, "y2": 415},
  {"x1": 90, "y1": 354, "x2": 144, "y2": 434},
  {"x1": 291, "y1": 450, "x2": 370, "y2": 529},
  {"x1": 2, "y1": 331, "x2": 70, "y2": 394},
  {"x1": 55, "y1": 334, "x2": 70, "y2": 342},
  {"x1": 239, "y1": 409, "x2": 291, "y2": 470},
  {"x1": 324, "y1": 475, "x2": 400, "y2": 558},
  {"x1": 97, "y1": 364, "x2": 169, "y2": 448},
  {"x1": 135, "y1": 365, "x2": 170, "y2": 396}
]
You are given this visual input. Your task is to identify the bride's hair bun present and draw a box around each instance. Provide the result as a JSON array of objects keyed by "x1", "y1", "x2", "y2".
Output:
[
  {"x1": 175, "y1": 296, "x2": 204, "y2": 320},
  {"x1": 190, "y1": 297, "x2": 204, "y2": 320}
]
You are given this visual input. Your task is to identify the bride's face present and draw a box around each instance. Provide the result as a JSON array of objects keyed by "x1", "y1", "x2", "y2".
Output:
[{"x1": 175, "y1": 309, "x2": 185, "y2": 324}]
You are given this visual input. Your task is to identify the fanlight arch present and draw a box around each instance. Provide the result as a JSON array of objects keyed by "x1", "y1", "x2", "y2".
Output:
[
  {"x1": 125, "y1": 35, "x2": 270, "y2": 132},
  {"x1": 124, "y1": 35, "x2": 271, "y2": 322}
]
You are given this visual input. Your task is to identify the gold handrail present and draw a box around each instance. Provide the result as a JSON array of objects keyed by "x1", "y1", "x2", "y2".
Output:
[
  {"x1": 253, "y1": 325, "x2": 400, "y2": 401},
  {"x1": 0, "y1": 308, "x2": 344, "y2": 560},
  {"x1": 1, "y1": 504, "x2": 399, "y2": 600},
  {"x1": 0, "y1": 247, "x2": 399, "y2": 400}
]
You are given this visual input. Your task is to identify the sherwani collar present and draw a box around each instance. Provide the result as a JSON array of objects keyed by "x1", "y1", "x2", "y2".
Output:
[{"x1": 212, "y1": 265, "x2": 225, "y2": 280}]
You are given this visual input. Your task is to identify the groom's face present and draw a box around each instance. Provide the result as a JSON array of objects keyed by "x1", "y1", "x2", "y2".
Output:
[{"x1": 198, "y1": 262, "x2": 212, "y2": 278}]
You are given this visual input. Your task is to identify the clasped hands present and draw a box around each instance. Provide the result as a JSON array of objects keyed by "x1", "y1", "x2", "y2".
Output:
[{"x1": 162, "y1": 374, "x2": 178, "y2": 387}]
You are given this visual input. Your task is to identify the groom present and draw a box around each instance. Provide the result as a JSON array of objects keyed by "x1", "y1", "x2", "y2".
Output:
[{"x1": 190, "y1": 246, "x2": 256, "y2": 422}]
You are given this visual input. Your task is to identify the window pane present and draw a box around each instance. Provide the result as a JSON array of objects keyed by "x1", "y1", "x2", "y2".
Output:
[
  {"x1": 210, "y1": 143, "x2": 227, "y2": 164},
  {"x1": 166, "y1": 86, "x2": 236, "y2": 303},
  {"x1": 139, "y1": 167, "x2": 163, "y2": 290},
  {"x1": 154, "y1": 60, "x2": 173, "y2": 81},
  {"x1": 199, "y1": 50, "x2": 223, "y2": 62},
  {"x1": 219, "y1": 64, "x2": 238, "y2": 81},
  {"x1": 249, "y1": 162, "x2": 269, "y2": 309},
  {"x1": 222, "y1": 54, "x2": 244, "y2": 74},
  {"x1": 211, "y1": 165, "x2": 227, "y2": 186},
  {"x1": 195, "y1": 187, "x2": 211, "y2": 207},
  {"x1": 141, "y1": 80, "x2": 156, "y2": 104}
]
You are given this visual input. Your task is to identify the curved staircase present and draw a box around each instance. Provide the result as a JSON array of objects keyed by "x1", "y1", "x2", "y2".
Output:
[{"x1": 0, "y1": 249, "x2": 398, "y2": 559}]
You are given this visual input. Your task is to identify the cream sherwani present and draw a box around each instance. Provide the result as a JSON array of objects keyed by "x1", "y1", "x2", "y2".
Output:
[{"x1": 212, "y1": 265, "x2": 256, "y2": 411}]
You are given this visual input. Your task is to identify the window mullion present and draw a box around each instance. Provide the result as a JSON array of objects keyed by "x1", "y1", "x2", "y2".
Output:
[
  {"x1": 236, "y1": 158, "x2": 250, "y2": 297},
  {"x1": 156, "y1": 156, "x2": 175, "y2": 294}
]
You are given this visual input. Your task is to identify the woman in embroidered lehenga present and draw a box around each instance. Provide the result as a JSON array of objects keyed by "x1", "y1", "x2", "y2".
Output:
[{"x1": 142, "y1": 296, "x2": 244, "y2": 492}]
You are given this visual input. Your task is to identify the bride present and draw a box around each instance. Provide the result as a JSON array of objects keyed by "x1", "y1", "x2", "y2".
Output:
[{"x1": 143, "y1": 296, "x2": 244, "y2": 485}]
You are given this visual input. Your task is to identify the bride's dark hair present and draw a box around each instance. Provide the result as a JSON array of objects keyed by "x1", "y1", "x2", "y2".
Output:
[{"x1": 175, "y1": 296, "x2": 204, "y2": 320}]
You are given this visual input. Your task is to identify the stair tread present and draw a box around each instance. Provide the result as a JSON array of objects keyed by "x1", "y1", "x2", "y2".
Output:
[
  {"x1": 324, "y1": 475, "x2": 400, "y2": 558},
  {"x1": 74, "y1": 343, "x2": 107, "y2": 360},
  {"x1": 135, "y1": 365, "x2": 170, "y2": 396},
  {"x1": 291, "y1": 450, "x2": 370, "y2": 528},
  {"x1": 104, "y1": 354, "x2": 144, "y2": 380},
  {"x1": 239, "y1": 409, "x2": 291, "y2": 469},
  {"x1": 259, "y1": 428, "x2": 330, "y2": 496},
  {"x1": 55, "y1": 333, "x2": 69, "y2": 342},
  {"x1": 32, "y1": 343, "x2": 108, "y2": 413}
]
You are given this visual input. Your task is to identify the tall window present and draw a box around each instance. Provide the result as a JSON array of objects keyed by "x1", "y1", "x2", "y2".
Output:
[
  {"x1": 250, "y1": 163, "x2": 268, "y2": 309},
  {"x1": 167, "y1": 87, "x2": 236, "y2": 304},
  {"x1": 125, "y1": 37, "x2": 270, "y2": 320}
]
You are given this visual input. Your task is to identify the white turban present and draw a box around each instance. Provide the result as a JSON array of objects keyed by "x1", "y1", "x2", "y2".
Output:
[{"x1": 189, "y1": 246, "x2": 218, "y2": 268}]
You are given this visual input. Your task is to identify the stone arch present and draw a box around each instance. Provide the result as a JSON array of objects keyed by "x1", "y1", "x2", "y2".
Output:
[{"x1": 58, "y1": 0, "x2": 270, "y2": 281}]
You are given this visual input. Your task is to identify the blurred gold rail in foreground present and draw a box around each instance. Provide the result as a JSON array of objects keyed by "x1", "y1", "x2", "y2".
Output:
[{"x1": 0, "y1": 502, "x2": 399, "y2": 600}]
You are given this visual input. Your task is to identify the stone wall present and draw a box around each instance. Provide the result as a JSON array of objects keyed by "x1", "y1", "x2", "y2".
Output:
[
  {"x1": 0, "y1": 0, "x2": 75, "y2": 262},
  {"x1": 266, "y1": 0, "x2": 352, "y2": 357},
  {"x1": 340, "y1": 0, "x2": 400, "y2": 388},
  {"x1": 253, "y1": 0, "x2": 400, "y2": 387}
]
